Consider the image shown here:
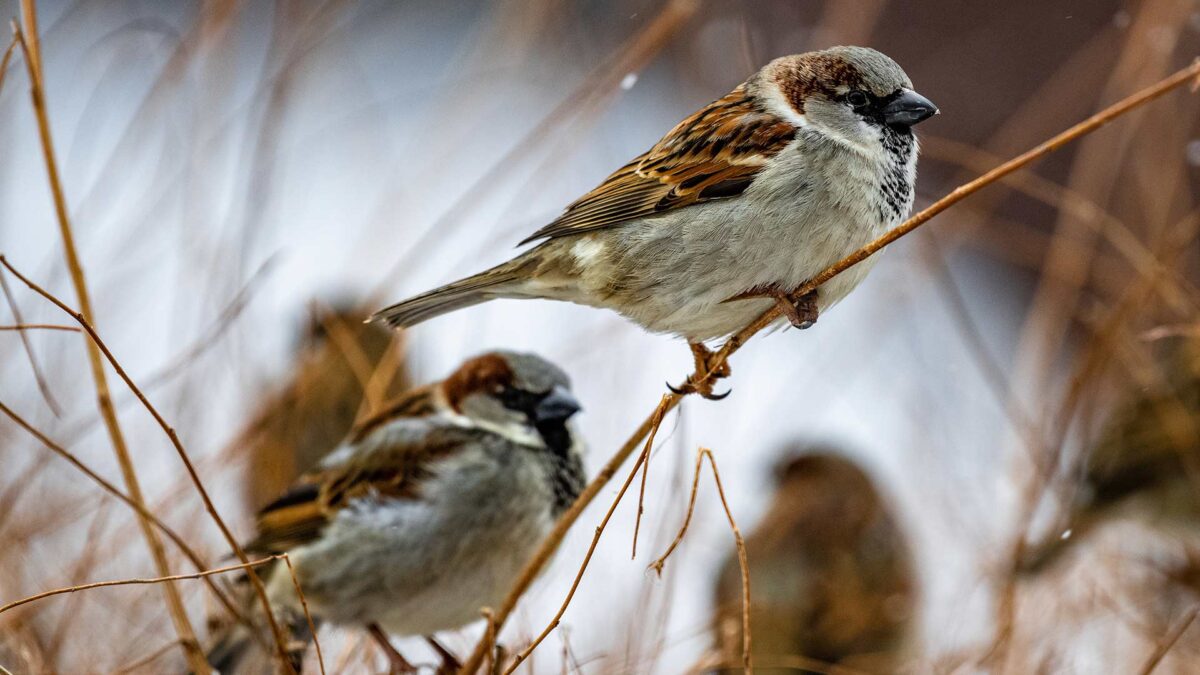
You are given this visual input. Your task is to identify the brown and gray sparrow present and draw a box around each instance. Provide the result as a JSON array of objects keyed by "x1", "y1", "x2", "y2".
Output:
[
  {"x1": 710, "y1": 451, "x2": 915, "y2": 673},
  {"x1": 373, "y1": 46, "x2": 936, "y2": 396},
  {"x1": 206, "y1": 351, "x2": 585, "y2": 673}
]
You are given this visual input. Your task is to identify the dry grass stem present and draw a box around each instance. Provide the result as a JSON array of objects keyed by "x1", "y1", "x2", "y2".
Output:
[
  {"x1": 0, "y1": 255, "x2": 294, "y2": 671},
  {"x1": 12, "y1": 2, "x2": 208, "y2": 667},
  {"x1": 282, "y1": 554, "x2": 326, "y2": 675},
  {"x1": 0, "y1": 557, "x2": 280, "y2": 617},
  {"x1": 0, "y1": 400, "x2": 244, "y2": 622},
  {"x1": 657, "y1": 449, "x2": 751, "y2": 673},
  {"x1": 1137, "y1": 606, "x2": 1200, "y2": 675},
  {"x1": 631, "y1": 398, "x2": 671, "y2": 560},
  {"x1": 0, "y1": 323, "x2": 79, "y2": 332},
  {"x1": 499, "y1": 397, "x2": 673, "y2": 674},
  {"x1": 111, "y1": 639, "x2": 185, "y2": 675},
  {"x1": 0, "y1": 268, "x2": 63, "y2": 415}
]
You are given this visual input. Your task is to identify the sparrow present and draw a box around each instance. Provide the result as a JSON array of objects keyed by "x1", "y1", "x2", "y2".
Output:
[
  {"x1": 710, "y1": 450, "x2": 915, "y2": 673},
  {"x1": 373, "y1": 46, "x2": 937, "y2": 397},
  {"x1": 205, "y1": 351, "x2": 586, "y2": 673}
]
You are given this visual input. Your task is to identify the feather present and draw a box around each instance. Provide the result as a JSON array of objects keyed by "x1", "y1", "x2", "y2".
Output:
[{"x1": 518, "y1": 85, "x2": 797, "y2": 244}]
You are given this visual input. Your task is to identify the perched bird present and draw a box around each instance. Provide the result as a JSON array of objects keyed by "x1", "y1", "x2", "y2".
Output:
[
  {"x1": 206, "y1": 351, "x2": 586, "y2": 673},
  {"x1": 711, "y1": 451, "x2": 915, "y2": 674},
  {"x1": 374, "y1": 46, "x2": 936, "y2": 396}
]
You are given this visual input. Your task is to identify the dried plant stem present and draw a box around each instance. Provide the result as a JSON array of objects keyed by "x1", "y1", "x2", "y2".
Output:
[
  {"x1": 0, "y1": 557, "x2": 280, "y2": 617},
  {"x1": 630, "y1": 398, "x2": 668, "y2": 560},
  {"x1": 0, "y1": 256, "x2": 294, "y2": 671},
  {"x1": 282, "y1": 554, "x2": 326, "y2": 675},
  {"x1": 498, "y1": 397, "x2": 672, "y2": 675},
  {"x1": 459, "y1": 56, "x2": 1200, "y2": 674},
  {"x1": 0, "y1": 323, "x2": 78, "y2": 331},
  {"x1": 1138, "y1": 606, "x2": 1200, "y2": 675},
  {"x1": 0, "y1": 269, "x2": 63, "y2": 415},
  {"x1": 111, "y1": 639, "x2": 186, "y2": 675},
  {"x1": 12, "y1": 4, "x2": 207, "y2": 668},
  {"x1": 0, "y1": 400, "x2": 244, "y2": 623},
  {"x1": 649, "y1": 449, "x2": 751, "y2": 673}
]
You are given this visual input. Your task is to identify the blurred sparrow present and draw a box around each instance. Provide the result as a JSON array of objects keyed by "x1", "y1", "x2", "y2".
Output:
[
  {"x1": 240, "y1": 303, "x2": 407, "y2": 511},
  {"x1": 374, "y1": 46, "x2": 936, "y2": 397},
  {"x1": 711, "y1": 450, "x2": 915, "y2": 673},
  {"x1": 206, "y1": 351, "x2": 586, "y2": 673}
]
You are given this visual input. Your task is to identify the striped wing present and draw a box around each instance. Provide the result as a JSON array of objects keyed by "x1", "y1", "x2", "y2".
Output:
[{"x1": 519, "y1": 85, "x2": 797, "y2": 244}]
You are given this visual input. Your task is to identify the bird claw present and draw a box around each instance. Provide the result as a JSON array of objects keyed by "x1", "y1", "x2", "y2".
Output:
[
  {"x1": 776, "y1": 290, "x2": 819, "y2": 329},
  {"x1": 666, "y1": 378, "x2": 731, "y2": 401}
]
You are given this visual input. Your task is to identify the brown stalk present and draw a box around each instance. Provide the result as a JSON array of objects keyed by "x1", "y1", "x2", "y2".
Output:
[
  {"x1": 0, "y1": 256, "x2": 294, "y2": 670},
  {"x1": 0, "y1": 323, "x2": 78, "y2": 332},
  {"x1": 499, "y1": 397, "x2": 673, "y2": 675},
  {"x1": 458, "y1": 56, "x2": 1200, "y2": 674},
  {"x1": 0, "y1": 557, "x2": 280, "y2": 617},
  {"x1": 12, "y1": 4, "x2": 206, "y2": 666},
  {"x1": 630, "y1": 397, "x2": 670, "y2": 560},
  {"x1": 111, "y1": 639, "x2": 186, "y2": 675},
  {"x1": 1137, "y1": 605, "x2": 1200, "y2": 675},
  {"x1": 281, "y1": 554, "x2": 326, "y2": 675},
  {"x1": 0, "y1": 268, "x2": 63, "y2": 416},
  {"x1": 0, "y1": 400, "x2": 243, "y2": 622},
  {"x1": 650, "y1": 449, "x2": 751, "y2": 674}
]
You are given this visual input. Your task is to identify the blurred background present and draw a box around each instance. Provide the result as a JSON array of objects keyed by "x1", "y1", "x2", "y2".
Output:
[{"x1": 1, "y1": 0, "x2": 1199, "y2": 672}]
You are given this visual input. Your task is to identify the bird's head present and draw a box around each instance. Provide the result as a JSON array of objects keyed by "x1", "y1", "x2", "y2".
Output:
[
  {"x1": 442, "y1": 351, "x2": 581, "y2": 453},
  {"x1": 755, "y1": 46, "x2": 937, "y2": 151}
]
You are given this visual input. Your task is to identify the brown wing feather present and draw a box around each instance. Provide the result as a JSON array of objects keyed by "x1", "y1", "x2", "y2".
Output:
[
  {"x1": 248, "y1": 385, "x2": 452, "y2": 553},
  {"x1": 519, "y1": 85, "x2": 796, "y2": 244}
]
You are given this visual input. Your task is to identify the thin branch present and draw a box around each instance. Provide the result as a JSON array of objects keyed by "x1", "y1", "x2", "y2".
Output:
[
  {"x1": 499, "y1": 397, "x2": 673, "y2": 675},
  {"x1": 282, "y1": 554, "x2": 326, "y2": 675},
  {"x1": 12, "y1": 4, "x2": 208, "y2": 669},
  {"x1": 459, "y1": 55, "x2": 1200, "y2": 674},
  {"x1": 1138, "y1": 605, "x2": 1200, "y2": 675},
  {"x1": 0, "y1": 557, "x2": 280, "y2": 617},
  {"x1": 631, "y1": 398, "x2": 668, "y2": 559},
  {"x1": 0, "y1": 255, "x2": 294, "y2": 671},
  {"x1": 0, "y1": 400, "x2": 244, "y2": 623},
  {"x1": 0, "y1": 323, "x2": 79, "y2": 332},
  {"x1": 648, "y1": 449, "x2": 751, "y2": 673},
  {"x1": 0, "y1": 266, "x2": 64, "y2": 416}
]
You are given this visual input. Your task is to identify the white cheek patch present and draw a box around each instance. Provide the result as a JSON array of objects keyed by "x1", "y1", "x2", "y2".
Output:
[{"x1": 759, "y1": 81, "x2": 809, "y2": 128}]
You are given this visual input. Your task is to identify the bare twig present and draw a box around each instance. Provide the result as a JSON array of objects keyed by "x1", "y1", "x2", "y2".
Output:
[
  {"x1": 0, "y1": 256, "x2": 294, "y2": 671},
  {"x1": 12, "y1": 3, "x2": 208, "y2": 669},
  {"x1": 651, "y1": 449, "x2": 751, "y2": 673},
  {"x1": 499, "y1": 397, "x2": 673, "y2": 675},
  {"x1": 282, "y1": 554, "x2": 326, "y2": 675},
  {"x1": 1138, "y1": 605, "x2": 1200, "y2": 675},
  {"x1": 0, "y1": 400, "x2": 243, "y2": 622},
  {"x1": 0, "y1": 557, "x2": 280, "y2": 617},
  {"x1": 631, "y1": 398, "x2": 670, "y2": 560},
  {"x1": 0, "y1": 323, "x2": 78, "y2": 332},
  {"x1": 0, "y1": 267, "x2": 63, "y2": 416}
]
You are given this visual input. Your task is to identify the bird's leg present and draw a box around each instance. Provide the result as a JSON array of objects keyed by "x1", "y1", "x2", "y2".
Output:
[
  {"x1": 770, "y1": 289, "x2": 819, "y2": 329},
  {"x1": 425, "y1": 635, "x2": 461, "y2": 674},
  {"x1": 668, "y1": 342, "x2": 731, "y2": 400},
  {"x1": 368, "y1": 624, "x2": 416, "y2": 674}
]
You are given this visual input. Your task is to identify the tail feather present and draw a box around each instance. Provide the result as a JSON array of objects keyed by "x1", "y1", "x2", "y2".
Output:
[{"x1": 372, "y1": 265, "x2": 522, "y2": 328}]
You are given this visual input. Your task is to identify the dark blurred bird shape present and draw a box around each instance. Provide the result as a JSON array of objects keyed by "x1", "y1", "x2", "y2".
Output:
[
  {"x1": 238, "y1": 304, "x2": 407, "y2": 512},
  {"x1": 711, "y1": 450, "x2": 915, "y2": 674}
]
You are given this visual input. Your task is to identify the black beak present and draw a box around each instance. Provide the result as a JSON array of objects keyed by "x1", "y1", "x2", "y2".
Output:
[
  {"x1": 532, "y1": 386, "x2": 581, "y2": 424},
  {"x1": 882, "y1": 89, "x2": 938, "y2": 129}
]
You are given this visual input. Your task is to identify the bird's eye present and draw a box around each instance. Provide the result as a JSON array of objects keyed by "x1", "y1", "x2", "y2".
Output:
[{"x1": 846, "y1": 90, "x2": 870, "y2": 108}]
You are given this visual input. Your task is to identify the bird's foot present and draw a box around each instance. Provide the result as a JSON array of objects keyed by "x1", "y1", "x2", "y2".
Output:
[
  {"x1": 425, "y1": 636, "x2": 461, "y2": 675},
  {"x1": 368, "y1": 624, "x2": 417, "y2": 674},
  {"x1": 772, "y1": 289, "x2": 819, "y2": 329},
  {"x1": 667, "y1": 343, "x2": 731, "y2": 400}
]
